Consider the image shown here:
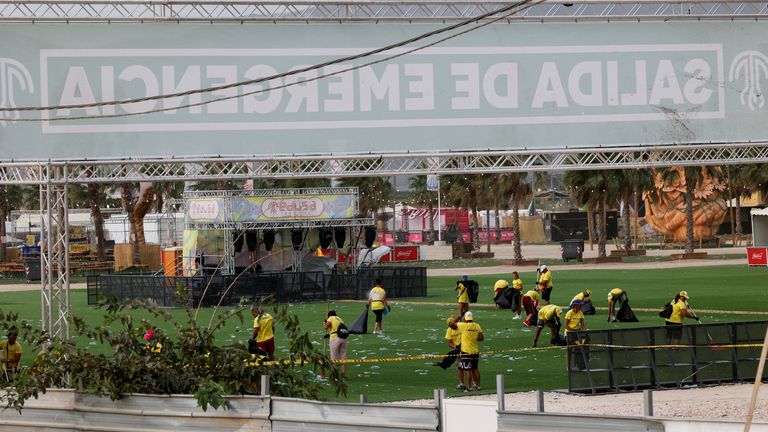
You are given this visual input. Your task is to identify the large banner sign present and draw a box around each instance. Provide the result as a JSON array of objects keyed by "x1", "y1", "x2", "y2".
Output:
[
  {"x1": 186, "y1": 194, "x2": 355, "y2": 224},
  {"x1": 0, "y1": 22, "x2": 766, "y2": 160}
]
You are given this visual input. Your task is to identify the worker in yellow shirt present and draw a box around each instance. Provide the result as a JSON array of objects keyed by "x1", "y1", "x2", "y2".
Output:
[
  {"x1": 449, "y1": 311, "x2": 484, "y2": 392},
  {"x1": 367, "y1": 278, "x2": 389, "y2": 334},
  {"x1": 664, "y1": 291, "x2": 698, "y2": 345},
  {"x1": 571, "y1": 289, "x2": 594, "y2": 315},
  {"x1": 1, "y1": 327, "x2": 22, "y2": 382},
  {"x1": 433, "y1": 315, "x2": 462, "y2": 386},
  {"x1": 493, "y1": 279, "x2": 508, "y2": 309},
  {"x1": 532, "y1": 304, "x2": 565, "y2": 347},
  {"x1": 607, "y1": 288, "x2": 628, "y2": 323},
  {"x1": 537, "y1": 265, "x2": 553, "y2": 305},
  {"x1": 455, "y1": 275, "x2": 470, "y2": 317},
  {"x1": 511, "y1": 272, "x2": 524, "y2": 319},
  {"x1": 564, "y1": 300, "x2": 587, "y2": 370},
  {"x1": 252, "y1": 305, "x2": 275, "y2": 361},
  {"x1": 323, "y1": 310, "x2": 348, "y2": 375},
  {"x1": 522, "y1": 289, "x2": 540, "y2": 328}
]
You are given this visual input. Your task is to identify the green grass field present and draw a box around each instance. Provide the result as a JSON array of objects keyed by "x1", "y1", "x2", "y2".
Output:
[{"x1": 0, "y1": 264, "x2": 765, "y2": 402}]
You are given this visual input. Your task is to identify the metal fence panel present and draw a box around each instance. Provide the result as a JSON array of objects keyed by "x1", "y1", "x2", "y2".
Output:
[
  {"x1": 498, "y1": 411, "x2": 664, "y2": 432},
  {"x1": 568, "y1": 320, "x2": 768, "y2": 394},
  {"x1": 271, "y1": 397, "x2": 438, "y2": 432}
]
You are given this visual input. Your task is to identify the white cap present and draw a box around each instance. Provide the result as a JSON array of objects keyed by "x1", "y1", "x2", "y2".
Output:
[
  {"x1": 539, "y1": 264, "x2": 548, "y2": 271},
  {"x1": 464, "y1": 311, "x2": 474, "y2": 321}
]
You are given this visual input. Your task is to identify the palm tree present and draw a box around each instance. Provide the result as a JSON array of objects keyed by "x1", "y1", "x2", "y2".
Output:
[
  {"x1": 497, "y1": 173, "x2": 531, "y2": 263},
  {"x1": 612, "y1": 170, "x2": 653, "y2": 250},
  {"x1": 442, "y1": 175, "x2": 483, "y2": 250},
  {"x1": 659, "y1": 166, "x2": 722, "y2": 254},
  {"x1": 0, "y1": 186, "x2": 7, "y2": 261},
  {"x1": 564, "y1": 170, "x2": 616, "y2": 258},
  {"x1": 408, "y1": 176, "x2": 437, "y2": 244}
]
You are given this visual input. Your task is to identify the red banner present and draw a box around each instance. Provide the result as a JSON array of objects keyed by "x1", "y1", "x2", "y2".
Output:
[
  {"x1": 747, "y1": 247, "x2": 768, "y2": 266},
  {"x1": 379, "y1": 246, "x2": 420, "y2": 262}
]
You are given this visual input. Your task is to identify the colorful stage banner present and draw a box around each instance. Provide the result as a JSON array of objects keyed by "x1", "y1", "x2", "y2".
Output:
[
  {"x1": 232, "y1": 194, "x2": 355, "y2": 221},
  {"x1": 186, "y1": 198, "x2": 227, "y2": 223}
]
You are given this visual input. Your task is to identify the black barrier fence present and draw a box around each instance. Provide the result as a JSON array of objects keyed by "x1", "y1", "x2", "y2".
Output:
[
  {"x1": 87, "y1": 266, "x2": 427, "y2": 307},
  {"x1": 567, "y1": 320, "x2": 768, "y2": 394}
]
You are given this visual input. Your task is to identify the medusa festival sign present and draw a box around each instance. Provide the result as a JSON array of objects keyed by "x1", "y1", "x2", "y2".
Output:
[{"x1": 0, "y1": 21, "x2": 766, "y2": 160}]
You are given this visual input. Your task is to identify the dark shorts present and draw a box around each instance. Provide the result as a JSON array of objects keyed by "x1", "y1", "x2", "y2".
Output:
[
  {"x1": 373, "y1": 309, "x2": 384, "y2": 323},
  {"x1": 665, "y1": 321, "x2": 683, "y2": 339},
  {"x1": 458, "y1": 352, "x2": 479, "y2": 371},
  {"x1": 257, "y1": 337, "x2": 275, "y2": 358},
  {"x1": 542, "y1": 287, "x2": 553, "y2": 301}
]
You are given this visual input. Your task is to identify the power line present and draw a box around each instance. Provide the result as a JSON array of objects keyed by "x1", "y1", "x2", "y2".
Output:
[{"x1": 2, "y1": 0, "x2": 535, "y2": 117}]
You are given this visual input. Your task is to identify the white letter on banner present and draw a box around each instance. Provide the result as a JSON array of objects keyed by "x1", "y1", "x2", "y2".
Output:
[
  {"x1": 162, "y1": 66, "x2": 202, "y2": 114},
  {"x1": 683, "y1": 58, "x2": 713, "y2": 105},
  {"x1": 568, "y1": 61, "x2": 603, "y2": 107},
  {"x1": 285, "y1": 66, "x2": 319, "y2": 113},
  {"x1": 323, "y1": 64, "x2": 354, "y2": 112},
  {"x1": 606, "y1": 61, "x2": 619, "y2": 106},
  {"x1": 206, "y1": 65, "x2": 238, "y2": 114},
  {"x1": 359, "y1": 65, "x2": 400, "y2": 112},
  {"x1": 532, "y1": 62, "x2": 568, "y2": 108},
  {"x1": 483, "y1": 63, "x2": 518, "y2": 109},
  {"x1": 404, "y1": 64, "x2": 435, "y2": 111},
  {"x1": 621, "y1": 60, "x2": 648, "y2": 106},
  {"x1": 649, "y1": 60, "x2": 685, "y2": 105},
  {"x1": 242, "y1": 64, "x2": 283, "y2": 114},
  {"x1": 101, "y1": 66, "x2": 115, "y2": 115},
  {"x1": 118, "y1": 65, "x2": 159, "y2": 114},
  {"x1": 57, "y1": 66, "x2": 100, "y2": 117},
  {"x1": 451, "y1": 63, "x2": 480, "y2": 110}
]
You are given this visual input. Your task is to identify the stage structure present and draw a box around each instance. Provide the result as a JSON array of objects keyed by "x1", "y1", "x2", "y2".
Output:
[
  {"x1": 1, "y1": 0, "x2": 768, "y2": 340},
  {"x1": 183, "y1": 187, "x2": 374, "y2": 275}
]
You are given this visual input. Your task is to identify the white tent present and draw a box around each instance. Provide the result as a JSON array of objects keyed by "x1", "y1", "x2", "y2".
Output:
[{"x1": 751, "y1": 208, "x2": 768, "y2": 247}]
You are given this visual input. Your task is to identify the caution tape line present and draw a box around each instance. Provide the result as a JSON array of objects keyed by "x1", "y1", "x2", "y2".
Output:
[{"x1": 256, "y1": 343, "x2": 765, "y2": 366}]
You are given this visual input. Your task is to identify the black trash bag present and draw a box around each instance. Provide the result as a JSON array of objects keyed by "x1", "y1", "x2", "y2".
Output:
[
  {"x1": 550, "y1": 334, "x2": 568, "y2": 346},
  {"x1": 581, "y1": 300, "x2": 596, "y2": 315},
  {"x1": 348, "y1": 306, "x2": 369, "y2": 334},
  {"x1": 467, "y1": 280, "x2": 480, "y2": 303},
  {"x1": 617, "y1": 301, "x2": 639, "y2": 322},
  {"x1": 248, "y1": 338, "x2": 268, "y2": 357},
  {"x1": 494, "y1": 287, "x2": 513, "y2": 309}
]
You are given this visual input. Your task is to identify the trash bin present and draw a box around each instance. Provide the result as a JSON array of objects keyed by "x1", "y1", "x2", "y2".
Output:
[
  {"x1": 24, "y1": 258, "x2": 41, "y2": 283},
  {"x1": 560, "y1": 239, "x2": 584, "y2": 262}
]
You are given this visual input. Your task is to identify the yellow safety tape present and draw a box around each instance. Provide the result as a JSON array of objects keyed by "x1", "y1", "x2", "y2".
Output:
[{"x1": 254, "y1": 342, "x2": 765, "y2": 367}]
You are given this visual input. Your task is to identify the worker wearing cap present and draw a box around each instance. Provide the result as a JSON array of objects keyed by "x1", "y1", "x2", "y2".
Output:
[
  {"x1": 1, "y1": 327, "x2": 22, "y2": 382},
  {"x1": 607, "y1": 288, "x2": 628, "y2": 323},
  {"x1": 511, "y1": 272, "x2": 524, "y2": 319},
  {"x1": 571, "y1": 289, "x2": 594, "y2": 315},
  {"x1": 456, "y1": 275, "x2": 470, "y2": 317},
  {"x1": 449, "y1": 311, "x2": 484, "y2": 392},
  {"x1": 665, "y1": 291, "x2": 698, "y2": 345},
  {"x1": 532, "y1": 304, "x2": 563, "y2": 347},
  {"x1": 522, "y1": 289, "x2": 540, "y2": 328},
  {"x1": 433, "y1": 317, "x2": 463, "y2": 388},
  {"x1": 537, "y1": 265, "x2": 553, "y2": 305},
  {"x1": 493, "y1": 279, "x2": 508, "y2": 309},
  {"x1": 565, "y1": 300, "x2": 588, "y2": 370}
]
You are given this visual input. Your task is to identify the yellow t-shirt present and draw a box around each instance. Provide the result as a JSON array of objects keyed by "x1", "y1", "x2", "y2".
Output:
[
  {"x1": 608, "y1": 288, "x2": 624, "y2": 300},
  {"x1": 572, "y1": 292, "x2": 587, "y2": 303},
  {"x1": 456, "y1": 283, "x2": 468, "y2": 303},
  {"x1": 512, "y1": 278, "x2": 523, "y2": 292},
  {"x1": 538, "y1": 304, "x2": 562, "y2": 321},
  {"x1": 326, "y1": 316, "x2": 344, "y2": 341},
  {"x1": 254, "y1": 313, "x2": 274, "y2": 343},
  {"x1": 444, "y1": 326, "x2": 462, "y2": 347},
  {"x1": 666, "y1": 300, "x2": 688, "y2": 324},
  {"x1": 524, "y1": 290, "x2": 539, "y2": 302},
  {"x1": 538, "y1": 271, "x2": 553, "y2": 289},
  {"x1": 565, "y1": 309, "x2": 585, "y2": 332},
  {"x1": 456, "y1": 322, "x2": 483, "y2": 354},
  {"x1": 369, "y1": 286, "x2": 386, "y2": 311},
  {"x1": 0, "y1": 340, "x2": 22, "y2": 368}
]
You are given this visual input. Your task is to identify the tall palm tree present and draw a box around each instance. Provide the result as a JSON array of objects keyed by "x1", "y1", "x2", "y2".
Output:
[
  {"x1": 497, "y1": 173, "x2": 531, "y2": 263},
  {"x1": 442, "y1": 175, "x2": 483, "y2": 250},
  {"x1": 0, "y1": 186, "x2": 6, "y2": 261},
  {"x1": 612, "y1": 170, "x2": 653, "y2": 250},
  {"x1": 408, "y1": 176, "x2": 437, "y2": 243},
  {"x1": 564, "y1": 170, "x2": 616, "y2": 258},
  {"x1": 659, "y1": 166, "x2": 722, "y2": 254}
]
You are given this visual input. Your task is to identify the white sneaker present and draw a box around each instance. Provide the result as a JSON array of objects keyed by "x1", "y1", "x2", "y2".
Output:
[{"x1": 513, "y1": 315, "x2": 521, "y2": 320}]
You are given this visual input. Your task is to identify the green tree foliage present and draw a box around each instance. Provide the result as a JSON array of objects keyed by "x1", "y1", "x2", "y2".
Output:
[{"x1": 0, "y1": 297, "x2": 345, "y2": 412}]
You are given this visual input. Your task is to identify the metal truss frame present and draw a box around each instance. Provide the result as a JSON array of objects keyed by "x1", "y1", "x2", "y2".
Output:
[
  {"x1": 2, "y1": 143, "x2": 767, "y2": 186},
  {"x1": 185, "y1": 187, "x2": 360, "y2": 198},
  {"x1": 187, "y1": 217, "x2": 375, "y2": 231},
  {"x1": 1, "y1": 0, "x2": 767, "y2": 22}
]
